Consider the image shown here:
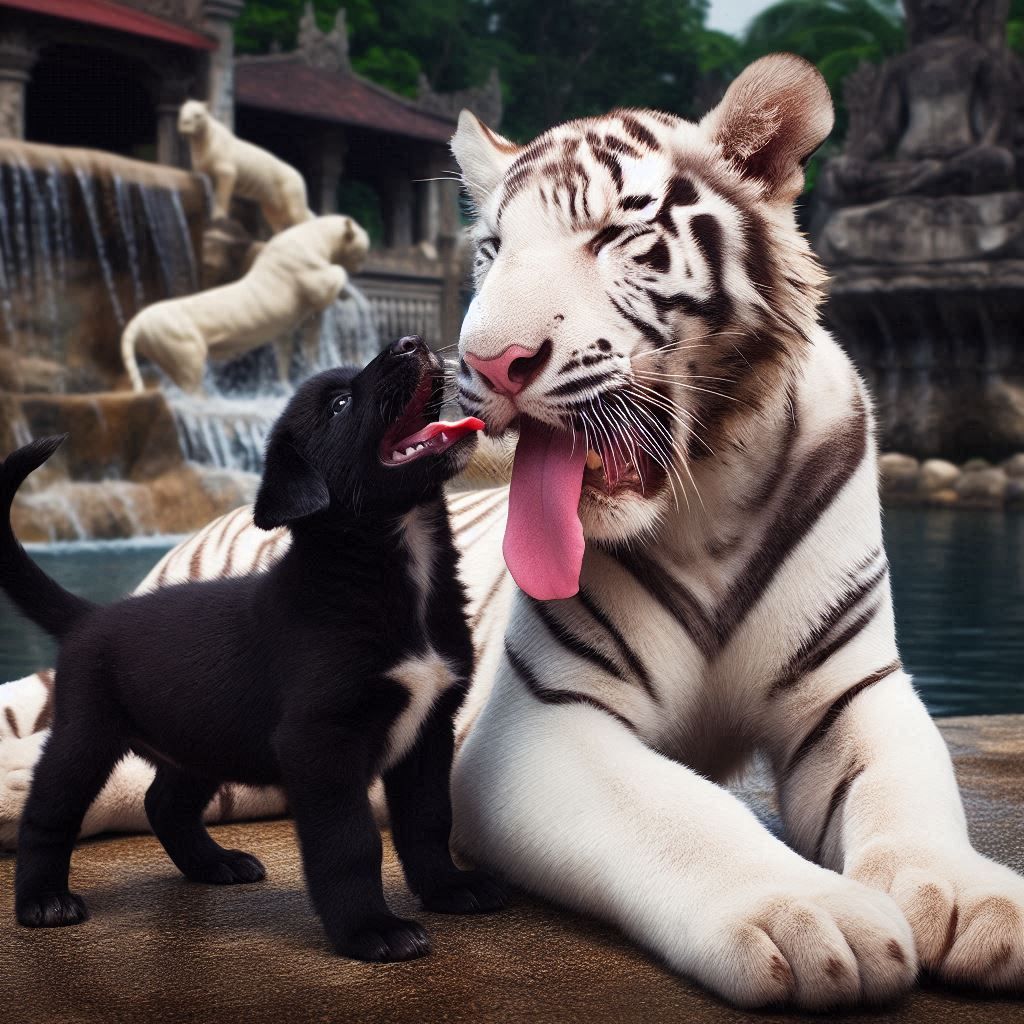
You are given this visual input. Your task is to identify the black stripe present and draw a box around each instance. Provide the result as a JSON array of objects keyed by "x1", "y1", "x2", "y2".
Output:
[
  {"x1": 590, "y1": 145, "x2": 623, "y2": 190},
  {"x1": 505, "y1": 641, "x2": 636, "y2": 733},
  {"x1": 589, "y1": 224, "x2": 627, "y2": 254},
  {"x1": 786, "y1": 659, "x2": 902, "y2": 776},
  {"x1": 799, "y1": 600, "x2": 882, "y2": 678},
  {"x1": 770, "y1": 550, "x2": 887, "y2": 693},
  {"x1": 606, "y1": 548, "x2": 718, "y2": 661},
  {"x1": 529, "y1": 598, "x2": 625, "y2": 682},
  {"x1": 635, "y1": 238, "x2": 670, "y2": 273},
  {"x1": 814, "y1": 762, "x2": 865, "y2": 863},
  {"x1": 609, "y1": 295, "x2": 670, "y2": 347},
  {"x1": 716, "y1": 398, "x2": 869, "y2": 644},
  {"x1": 546, "y1": 370, "x2": 618, "y2": 399},
  {"x1": 620, "y1": 194, "x2": 654, "y2": 211},
  {"x1": 618, "y1": 114, "x2": 659, "y2": 150},
  {"x1": 577, "y1": 587, "x2": 659, "y2": 704}
]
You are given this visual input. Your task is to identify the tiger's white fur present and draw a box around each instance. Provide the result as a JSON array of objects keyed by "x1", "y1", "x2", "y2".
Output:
[{"x1": 3, "y1": 54, "x2": 1023, "y2": 1008}]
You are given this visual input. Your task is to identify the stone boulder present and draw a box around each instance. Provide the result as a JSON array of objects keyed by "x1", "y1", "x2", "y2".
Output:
[
  {"x1": 955, "y1": 467, "x2": 1009, "y2": 503},
  {"x1": 878, "y1": 452, "x2": 920, "y2": 494},
  {"x1": 1002, "y1": 453, "x2": 1024, "y2": 478},
  {"x1": 919, "y1": 458, "x2": 961, "y2": 493}
]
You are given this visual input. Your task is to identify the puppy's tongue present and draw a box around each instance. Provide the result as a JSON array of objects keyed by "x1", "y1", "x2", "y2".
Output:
[{"x1": 504, "y1": 419, "x2": 586, "y2": 600}]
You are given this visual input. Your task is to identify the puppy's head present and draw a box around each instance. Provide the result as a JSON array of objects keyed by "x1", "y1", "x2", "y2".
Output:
[{"x1": 253, "y1": 337, "x2": 484, "y2": 530}]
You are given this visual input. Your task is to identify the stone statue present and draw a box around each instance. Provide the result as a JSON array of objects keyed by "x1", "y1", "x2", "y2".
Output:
[
  {"x1": 296, "y1": 3, "x2": 351, "y2": 74},
  {"x1": 178, "y1": 100, "x2": 313, "y2": 231},
  {"x1": 820, "y1": 0, "x2": 1018, "y2": 206},
  {"x1": 120, "y1": 215, "x2": 370, "y2": 394},
  {"x1": 813, "y1": 0, "x2": 1024, "y2": 460}
]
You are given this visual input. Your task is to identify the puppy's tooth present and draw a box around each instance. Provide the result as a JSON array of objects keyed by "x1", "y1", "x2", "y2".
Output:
[
  {"x1": 405, "y1": 447, "x2": 416, "y2": 456},
  {"x1": 586, "y1": 449, "x2": 603, "y2": 470},
  {"x1": 392, "y1": 451, "x2": 402, "y2": 460}
]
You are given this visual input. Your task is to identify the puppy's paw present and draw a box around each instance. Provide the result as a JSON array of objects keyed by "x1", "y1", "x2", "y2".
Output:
[
  {"x1": 16, "y1": 889, "x2": 89, "y2": 928},
  {"x1": 185, "y1": 849, "x2": 266, "y2": 885},
  {"x1": 336, "y1": 913, "x2": 432, "y2": 962},
  {"x1": 420, "y1": 869, "x2": 507, "y2": 914}
]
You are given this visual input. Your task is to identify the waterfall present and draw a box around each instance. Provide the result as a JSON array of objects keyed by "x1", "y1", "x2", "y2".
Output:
[{"x1": 167, "y1": 285, "x2": 382, "y2": 474}]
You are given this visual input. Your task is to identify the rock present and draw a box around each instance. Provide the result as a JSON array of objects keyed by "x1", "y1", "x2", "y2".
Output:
[
  {"x1": 919, "y1": 458, "x2": 961, "y2": 493},
  {"x1": 962, "y1": 458, "x2": 992, "y2": 472},
  {"x1": 1007, "y1": 479, "x2": 1024, "y2": 508},
  {"x1": 1001, "y1": 453, "x2": 1024, "y2": 478},
  {"x1": 928, "y1": 488, "x2": 960, "y2": 507},
  {"x1": 878, "y1": 452, "x2": 920, "y2": 494},
  {"x1": 955, "y1": 467, "x2": 1008, "y2": 503},
  {"x1": 14, "y1": 390, "x2": 184, "y2": 481},
  {"x1": 16, "y1": 356, "x2": 66, "y2": 393},
  {"x1": 9, "y1": 465, "x2": 258, "y2": 543},
  {"x1": 0, "y1": 346, "x2": 21, "y2": 391}
]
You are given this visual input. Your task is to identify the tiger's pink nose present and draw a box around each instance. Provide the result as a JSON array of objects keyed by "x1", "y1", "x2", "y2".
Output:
[{"x1": 464, "y1": 340, "x2": 552, "y2": 396}]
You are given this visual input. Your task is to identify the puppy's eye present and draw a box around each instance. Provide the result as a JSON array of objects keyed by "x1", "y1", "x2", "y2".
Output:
[{"x1": 330, "y1": 394, "x2": 351, "y2": 416}]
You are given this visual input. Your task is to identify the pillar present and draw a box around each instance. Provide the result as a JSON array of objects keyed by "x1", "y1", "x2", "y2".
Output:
[
  {"x1": 202, "y1": 0, "x2": 245, "y2": 129},
  {"x1": 313, "y1": 128, "x2": 346, "y2": 214},
  {"x1": 156, "y1": 76, "x2": 192, "y2": 168},
  {"x1": 0, "y1": 33, "x2": 37, "y2": 139}
]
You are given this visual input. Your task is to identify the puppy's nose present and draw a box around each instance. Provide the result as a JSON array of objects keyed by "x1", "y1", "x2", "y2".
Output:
[
  {"x1": 390, "y1": 335, "x2": 425, "y2": 357},
  {"x1": 464, "y1": 339, "x2": 552, "y2": 396}
]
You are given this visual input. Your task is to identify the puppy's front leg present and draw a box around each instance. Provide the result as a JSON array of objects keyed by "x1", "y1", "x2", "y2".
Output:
[
  {"x1": 274, "y1": 720, "x2": 430, "y2": 962},
  {"x1": 383, "y1": 689, "x2": 506, "y2": 915}
]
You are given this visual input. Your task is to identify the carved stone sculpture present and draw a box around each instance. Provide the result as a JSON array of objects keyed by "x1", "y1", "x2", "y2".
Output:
[
  {"x1": 178, "y1": 99, "x2": 313, "y2": 231},
  {"x1": 814, "y1": 0, "x2": 1024, "y2": 458},
  {"x1": 120, "y1": 215, "x2": 370, "y2": 394},
  {"x1": 820, "y1": 0, "x2": 1017, "y2": 206}
]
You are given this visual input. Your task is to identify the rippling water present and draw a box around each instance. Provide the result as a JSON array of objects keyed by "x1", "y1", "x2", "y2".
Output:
[{"x1": 1, "y1": 510, "x2": 1022, "y2": 717}]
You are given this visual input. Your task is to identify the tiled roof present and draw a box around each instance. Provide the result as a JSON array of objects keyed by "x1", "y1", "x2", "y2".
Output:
[
  {"x1": 0, "y1": 0, "x2": 216, "y2": 50},
  {"x1": 234, "y1": 57, "x2": 457, "y2": 144}
]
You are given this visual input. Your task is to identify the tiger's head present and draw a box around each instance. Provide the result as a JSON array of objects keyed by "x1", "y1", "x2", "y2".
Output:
[{"x1": 453, "y1": 54, "x2": 834, "y2": 600}]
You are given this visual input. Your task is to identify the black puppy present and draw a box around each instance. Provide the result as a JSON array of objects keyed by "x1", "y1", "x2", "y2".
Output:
[{"x1": 0, "y1": 335, "x2": 505, "y2": 961}]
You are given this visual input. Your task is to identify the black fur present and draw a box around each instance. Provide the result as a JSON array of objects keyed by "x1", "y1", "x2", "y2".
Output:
[{"x1": 1, "y1": 337, "x2": 505, "y2": 961}]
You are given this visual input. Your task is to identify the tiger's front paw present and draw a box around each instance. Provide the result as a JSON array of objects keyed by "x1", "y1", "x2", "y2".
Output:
[
  {"x1": 848, "y1": 838, "x2": 1024, "y2": 991},
  {"x1": 683, "y1": 870, "x2": 916, "y2": 1009}
]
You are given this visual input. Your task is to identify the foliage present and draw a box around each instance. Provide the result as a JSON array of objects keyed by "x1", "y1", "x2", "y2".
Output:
[
  {"x1": 236, "y1": 0, "x2": 710, "y2": 139},
  {"x1": 1011, "y1": 0, "x2": 1024, "y2": 54}
]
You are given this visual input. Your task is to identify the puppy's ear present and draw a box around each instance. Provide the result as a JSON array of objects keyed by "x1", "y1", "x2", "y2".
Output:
[{"x1": 253, "y1": 431, "x2": 330, "y2": 531}]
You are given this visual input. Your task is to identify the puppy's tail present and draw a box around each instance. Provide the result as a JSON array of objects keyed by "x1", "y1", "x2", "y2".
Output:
[
  {"x1": 121, "y1": 318, "x2": 145, "y2": 393},
  {"x1": 0, "y1": 435, "x2": 95, "y2": 639}
]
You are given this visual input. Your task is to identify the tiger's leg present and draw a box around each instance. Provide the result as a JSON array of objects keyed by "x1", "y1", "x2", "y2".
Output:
[
  {"x1": 452, "y1": 660, "x2": 916, "y2": 1010},
  {"x1": 774, "y1": 661, "x2": 1024, "y2": 990}
]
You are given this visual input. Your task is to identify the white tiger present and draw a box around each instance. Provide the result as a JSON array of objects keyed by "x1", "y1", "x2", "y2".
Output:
[{"x1": 3, "y1": 54, "x2": 1023, "y2": 1008}]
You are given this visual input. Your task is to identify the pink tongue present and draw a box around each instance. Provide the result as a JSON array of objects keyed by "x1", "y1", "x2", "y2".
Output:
[
  {"x1": 396, "y1": 416, "x2": 485, "y2": 448},
  {"x1": 504, "y1": 420, "x2": 587, "y2": 600}
]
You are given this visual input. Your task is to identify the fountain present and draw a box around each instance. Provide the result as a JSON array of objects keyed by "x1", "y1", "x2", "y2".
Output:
[
  {"x1": 0, "y1": 138, "x2": 380, "y2": 540},
  {"x1": 814, "y1": 0, "x2": 1024, "y2": 459}
]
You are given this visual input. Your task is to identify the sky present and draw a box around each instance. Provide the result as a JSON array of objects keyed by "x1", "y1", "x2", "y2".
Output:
[{"x1": 706, "y1": 0, "x2": 777, "y2": 36}]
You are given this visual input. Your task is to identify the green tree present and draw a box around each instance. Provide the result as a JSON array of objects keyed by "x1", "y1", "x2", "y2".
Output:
[{"x1": 1011, "y1": 0, "x2": 1024, "y2": 53}]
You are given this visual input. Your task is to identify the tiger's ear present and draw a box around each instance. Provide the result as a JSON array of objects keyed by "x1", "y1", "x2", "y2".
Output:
[
  {"x1": 700, "y1": 53, "x2": 834, "y2": 203},
  {"x1": 451, "y1": 110, "x2": 518, "y2": 207},
  {"x1": 253, "y1": 430, "x2": 330, "y2": 531}
]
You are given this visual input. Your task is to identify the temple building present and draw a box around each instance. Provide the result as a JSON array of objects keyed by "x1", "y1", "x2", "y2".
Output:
[{"x1": 0, "y1": 0, "x2": 501, "y2": 345}]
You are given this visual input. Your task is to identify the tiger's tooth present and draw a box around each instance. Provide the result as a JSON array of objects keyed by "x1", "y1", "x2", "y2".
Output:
[{"x1": 586, "y1": 449, "x2": 603, "y2": 471}]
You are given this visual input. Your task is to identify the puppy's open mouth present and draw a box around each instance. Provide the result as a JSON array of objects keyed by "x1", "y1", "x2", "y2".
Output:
[{"x1": 380, "y1": 370, "x2": 485, "y2": 467}]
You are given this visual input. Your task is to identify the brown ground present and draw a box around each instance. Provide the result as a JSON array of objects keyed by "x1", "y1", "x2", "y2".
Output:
[{"x1": 2, "y1": 715, "x2": 1023, "y2": 1023}]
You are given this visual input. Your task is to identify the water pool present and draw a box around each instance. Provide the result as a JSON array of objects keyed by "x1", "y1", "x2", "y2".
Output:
[{"x1": 1, "y1": 509, "x2": 1021, "y2": 717}]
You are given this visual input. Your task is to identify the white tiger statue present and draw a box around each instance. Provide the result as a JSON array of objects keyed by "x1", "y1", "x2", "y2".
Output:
[
  {"x1": 3, "y1": 55, "x2": 1023, "y2": 1007},
  {"x1": 178, "y1": 99, "x2": 313, "y2": 231},
  {"x1": 120, "y1": 214, "x2": 369, "y2": 393}
]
